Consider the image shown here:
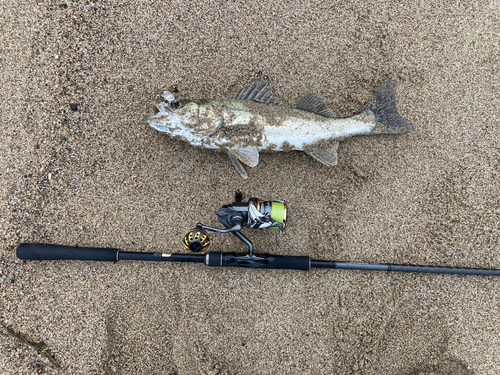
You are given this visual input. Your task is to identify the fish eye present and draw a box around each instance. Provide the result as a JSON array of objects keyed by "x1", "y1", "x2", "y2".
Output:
[{"x1": 172, "y1": 101, "x2": 183, "y2": 109}]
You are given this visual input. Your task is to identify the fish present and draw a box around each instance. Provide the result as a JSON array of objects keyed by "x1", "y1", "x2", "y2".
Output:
[{"x1": 145, "y1": 77, "x2": 413, "y2": 179}]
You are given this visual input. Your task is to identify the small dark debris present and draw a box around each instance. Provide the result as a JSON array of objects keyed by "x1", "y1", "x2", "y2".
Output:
[
  {"x1": 34, "y1": 363, "x2": 43, "y2": 374},
  {"x1": 70, "y1": 103, "x2": 78, "y2": 111}
]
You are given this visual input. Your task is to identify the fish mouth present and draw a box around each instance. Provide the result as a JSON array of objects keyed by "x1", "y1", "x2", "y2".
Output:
[
  {"x1": 146, "y1": 114, "x2": 172, "y2": 129},
  {"x1": 144, "y1": 108, "x2": 174, "y2": 132},
  {"x1": 149, "y1": 122, "x2": 173, "y2": 132}
]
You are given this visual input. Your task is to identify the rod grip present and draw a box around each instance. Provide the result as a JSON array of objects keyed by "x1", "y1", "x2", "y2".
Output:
[
  {"x1": 208, "y1": 252, "x2": 311, "y2": 270},
  {"x1": 17, "y1": 243, "x2": 119, "y2": 261},
  {"x1": 256, "y1": 255, "x2": 310, "y2": 270}
]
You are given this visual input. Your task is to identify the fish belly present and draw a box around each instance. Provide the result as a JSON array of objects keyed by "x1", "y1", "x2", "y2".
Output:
[{"x1": 262, "y1": 113, "x2": 376, "y2": 150}]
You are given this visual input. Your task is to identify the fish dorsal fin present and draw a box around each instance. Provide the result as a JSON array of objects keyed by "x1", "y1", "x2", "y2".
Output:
[
  {"x1": 296, "y1": 93, "x2": 337, "y2": 118},
  {"x1": 231, "y1": 77, "x2": 282, "y2": 105},
  {"x1": 316, "y1": 108, "x2": 337, "y2": 118},
  {"x1": 305, "y1": 142, "x2": 339, "y2": 167}
]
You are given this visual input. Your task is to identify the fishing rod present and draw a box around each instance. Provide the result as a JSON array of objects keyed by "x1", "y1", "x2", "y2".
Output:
[{"x1": 16, "y1": 194, "x2": 500, "y2": 277}]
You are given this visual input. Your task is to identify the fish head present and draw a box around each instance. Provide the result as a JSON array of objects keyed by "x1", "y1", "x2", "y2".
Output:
[
  {"x1": 146, "y1": 99, "x2": 202, "y2": 142},
  {"x1": 147, "y1": 98, "x2": 225, "y2": 147}
]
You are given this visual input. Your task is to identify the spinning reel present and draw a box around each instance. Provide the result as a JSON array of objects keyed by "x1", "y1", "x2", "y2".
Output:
[{"x1": 184, "y1": 193, "x2": 287, "y2": 258}]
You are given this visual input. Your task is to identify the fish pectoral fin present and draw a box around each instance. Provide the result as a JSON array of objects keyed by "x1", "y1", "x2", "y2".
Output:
[
  {"x1": 227, "y1": 146, "x2": 259, "y2": 179},
  {"x1": 231, "y1": 146, "x2": 260, "y2": 167},
  {"x1": 296, "y1": 93, "x2": 337, "y2": 118},
  {"x1": 228, "y1": 153, "x2": 248, "y2": 180},
  {"x1": 230, "y1": 77, "x2": 282, "y2": 105},
  {"x1": 306, "y1": 143, "x2": 339, "y2": 167}
]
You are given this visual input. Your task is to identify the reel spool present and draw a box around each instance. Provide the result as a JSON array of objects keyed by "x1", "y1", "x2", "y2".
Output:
[
  {"x1": 183, "y1": 228, "x2": 210, "y2": 253},
  {"x1": 216, "y1": 198, "x2": 287, "y2": 231},
  {"x1": 254, "y1": 199, "x2": 287, "y2": 230}
]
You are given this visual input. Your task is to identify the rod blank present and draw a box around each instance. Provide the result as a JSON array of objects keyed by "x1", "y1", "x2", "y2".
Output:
[{"x1": 310, "y1": 261, "x2": 500, "y2": 276}]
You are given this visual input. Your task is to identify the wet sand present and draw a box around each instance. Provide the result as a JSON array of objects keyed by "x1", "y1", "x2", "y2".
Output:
[{"x1": 1, "y1": 1, "x2": 500, "y2": 374}]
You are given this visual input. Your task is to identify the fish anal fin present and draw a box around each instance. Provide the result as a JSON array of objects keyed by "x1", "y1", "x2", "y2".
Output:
[
  {"x1": 230, "y1": 77, "x2": 282, "y2": 105},
  {"x1": 305, "y1": 143, "x2": 339, "y2": 167},
  {"x1": 296, "y1": 93, "x2": 337, "y2": 118}
]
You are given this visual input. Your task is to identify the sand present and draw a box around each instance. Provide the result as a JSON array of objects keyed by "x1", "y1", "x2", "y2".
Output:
[{"x1": 1, "y1": 0, "x2": 500, "y2": 374}]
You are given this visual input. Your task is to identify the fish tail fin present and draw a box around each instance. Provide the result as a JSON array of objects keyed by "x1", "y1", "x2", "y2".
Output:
[{"x1": 365, "y1": 78, "x2": 414, "y2": 134}]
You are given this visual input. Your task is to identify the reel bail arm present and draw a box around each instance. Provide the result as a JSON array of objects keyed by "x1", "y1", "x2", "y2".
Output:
[
  {"x1": 196, "y1": 209, "x2": 245, "y2": 234},
  {"x1": 196, "y1": 222, "x2": 255, "y2": 259}
]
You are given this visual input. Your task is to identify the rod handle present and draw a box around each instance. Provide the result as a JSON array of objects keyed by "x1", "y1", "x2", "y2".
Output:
[
  {"x1": 17, "y1": 243, "x2": 119, "y2": 262},
  {"x1": 253, "y1": 255, "x2": 310, "y2": 270}
]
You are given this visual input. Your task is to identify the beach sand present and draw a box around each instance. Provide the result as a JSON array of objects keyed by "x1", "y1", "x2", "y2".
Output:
[{"x1": 1, "y1": 0, "x2": 500, "y2": 373}]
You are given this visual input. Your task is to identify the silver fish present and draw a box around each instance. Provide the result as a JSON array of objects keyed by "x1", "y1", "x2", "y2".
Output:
[{"x1": 146, "y1": 78, "x2": 413, "y2": 179}]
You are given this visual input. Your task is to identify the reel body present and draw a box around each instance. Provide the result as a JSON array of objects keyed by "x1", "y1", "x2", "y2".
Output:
[{"x1": 184, "y1": 197, "x2": 286, "y2": 254}]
